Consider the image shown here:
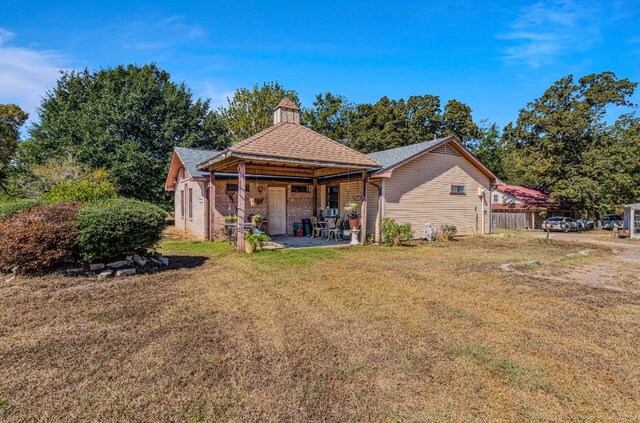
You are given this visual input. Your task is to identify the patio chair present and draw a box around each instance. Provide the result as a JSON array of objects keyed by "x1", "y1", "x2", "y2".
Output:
[
  {"x1": 328, "y1": 217, "x2": 342, "y2": 241},
  {"x1": 310, "y1": 216, "x2": 323, "y2": 238},
  {"x1": 323, "y1": 219, "x2": 336, "y2": 240}
]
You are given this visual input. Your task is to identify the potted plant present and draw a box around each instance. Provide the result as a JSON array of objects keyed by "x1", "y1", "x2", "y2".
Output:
[
  {"x1": 252, "y1": 213, "x2": 264, "y2": 227},
  {"x1": 345, "y1": 201, "x2": 361, "y2": 230},
  {"x1": 224, "y1": 215, "x2": 238, "y2": 224},
  {"x1": 244, "y1": 232, "x2": 271, "y2": 254}
]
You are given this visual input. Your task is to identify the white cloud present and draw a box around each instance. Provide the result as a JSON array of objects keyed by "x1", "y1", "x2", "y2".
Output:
[
  {"x1": 499, "y1": 1, "x2": 601, "y2": 68},
  {"x1": 0, "y1": 28, "x2": 68, "y2": 123},
  {"x1": 194, "y1": 80, "x2": 234, "y2": 109},
  {"x1": 122, "y1": 15, "x2": 205, "y2": 51}
]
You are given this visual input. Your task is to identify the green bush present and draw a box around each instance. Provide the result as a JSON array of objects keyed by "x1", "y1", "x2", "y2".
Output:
[
  {"x1": 0, "y1": 202, "x2": 79, "y2": 273},
  {"x1": 75, "y1": 198, "x2": 167, "y2": 262},
  {"x1": 0, "y1": 199, "x2": 40, "y2": 220},
  {"x1": 436, "y1": 224, "x2": 458, "y2": 242},
  {"x1": 43, "y1": 169, "x2": 117, "y2": 203},
  {"x1": 380, "y1": 217, "x2": 414, "y2": 246}
]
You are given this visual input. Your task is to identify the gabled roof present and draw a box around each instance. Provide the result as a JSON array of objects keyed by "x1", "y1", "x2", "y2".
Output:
[
  {"x1": 492, "y1": 185, "x2": 573, "y2": 211},
  {"x1": 366, "y1": 136, "x2": 497, "y2": 181},
  {"x1": 198, "y1": 122, "x2": 381, "y2": 171},
  {"x1": 495, "y1": 185, "x2": 549, "y2": 205},
  {"x1": 165, "y1": 147, "x2": 218, "y2": 191},
  {"x1": 175, "y1": 147, "x2": 219, "y2": 178},
  {"x1": 367, "y1": 137, "x2": 451, "y2": 169}
]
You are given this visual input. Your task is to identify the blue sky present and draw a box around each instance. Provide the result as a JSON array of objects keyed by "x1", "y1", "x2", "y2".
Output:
[{"x1": 1, "y1": 0, "x2": 639, "y2": 131}]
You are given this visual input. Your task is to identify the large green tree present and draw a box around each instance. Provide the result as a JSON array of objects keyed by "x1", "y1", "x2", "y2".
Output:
[
  {"x1": 25, "y1": 64, "x2": 229, "y2": 206},
  {"x1": 0, "y1": 104, "x2": 28, "y2": 190},
  {"x1": 347, "y1": 95, "x2": 481, "y2": 153},
  {"x1": 502, "y1": 71, "x2": 638, "y2": 216},
  {"x1": 473, "y1": 122, "x2": 507, "y2": 181},
  {"x1": 302, "y1": 92, "x2": 353, "y2": 140},
  {"x1": 220, "y1": 82, "x2": 299, "y2": 142}
]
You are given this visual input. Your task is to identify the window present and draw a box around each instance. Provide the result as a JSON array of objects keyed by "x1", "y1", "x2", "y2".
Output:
[
  {"x1": 180, "y1": 190, "x2": 185, "y2": 217},
  {"x1": 188, "y1": 188, "x2": 193, "y2": 219},
  {"x1": 450, "y1": 185, "x2": 466, "y2": 195},
  {"x1": 225, "y1": 183, "x2": 250, "y2": 192},
  {"x1": 493, "y1": 194, "x2": 499, "y2": 203},
  {"x1": 327, "y1": 185, "x2": 339, "y2": 209},
  {"x1": 291, "y1": 185, "x2": 310, "y2": 193}
]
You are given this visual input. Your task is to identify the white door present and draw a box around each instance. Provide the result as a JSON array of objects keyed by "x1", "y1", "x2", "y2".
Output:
[{"x1": 268, "y1": 187, "x2": 286, "y2": 235}]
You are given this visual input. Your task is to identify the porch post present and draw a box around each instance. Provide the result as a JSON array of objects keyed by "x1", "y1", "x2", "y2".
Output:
[
  {"x1": 312, "y1": 177, "x2": 318, "y2": 216},
  {"x1": 237, "y1": 161, "x2": 246, "y2": 253},
  {"x1": 360, "y1": 169, "x2": 368, "y2": 243},
  {"x1": 209, "y1": 171, "x2": 216, "y2": 241}
]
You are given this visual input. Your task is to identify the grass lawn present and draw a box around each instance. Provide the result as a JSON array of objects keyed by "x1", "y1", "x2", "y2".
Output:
[{"x1": 1, "y1": 236, "x2": 639, "y2": 421}]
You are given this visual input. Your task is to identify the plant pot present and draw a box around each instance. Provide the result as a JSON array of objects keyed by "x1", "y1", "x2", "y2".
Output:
[
  {"x1": 244, "y1": 242, "x2": 255, "y2": 254},
  {"x1": 349, "y1": 218, "x2": 360, "y2": 230},
  {"x1": 343, "y1": 230, "x2": 351, "y2": 238}
]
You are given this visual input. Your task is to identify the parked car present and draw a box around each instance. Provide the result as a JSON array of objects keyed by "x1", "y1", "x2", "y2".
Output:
[
  {"x1": 576, "y1": 218, "x2": 595, "y2": 231},
  {"x1": 541, "y1": 217, "x2": 579, "y2": 232},
  {"x1": 601, "y1": 214, "x2": 623, "y2": 230}
]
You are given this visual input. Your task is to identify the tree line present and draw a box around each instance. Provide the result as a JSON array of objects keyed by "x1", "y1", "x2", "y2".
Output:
[{"x1": 1, "y1": 64, "x2": 638, "y2": 217}]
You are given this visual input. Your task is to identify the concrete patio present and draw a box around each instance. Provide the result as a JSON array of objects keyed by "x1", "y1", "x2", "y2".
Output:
[{"x1": 264, "y1": 235, "x2": 350, "y2": 249}]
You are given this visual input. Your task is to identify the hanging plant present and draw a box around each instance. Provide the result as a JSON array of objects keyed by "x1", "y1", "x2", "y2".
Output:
[{"x1": 250, "y1": 197, "x2": 264, "y2": 207}]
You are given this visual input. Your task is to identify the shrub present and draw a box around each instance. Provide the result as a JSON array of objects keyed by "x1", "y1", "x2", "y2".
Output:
[
  {"x1": 75, "y1": 198, "x2": 167, "y2": 262},
  {"x1": 0, "y1": 202, "x2": 79, "y2": 273},
  {"x1": 436, "y1": 224, "x2": 457, "y2": 242},
  {"x1": 0, "y1": 198, "x2": 40, "y2": 220},
  {"x1": 380, "y1": 217, "x2": 414, "y2": 246},
  {"x1": 43, "y1": 169, "x2": 117, "y2": 203}
]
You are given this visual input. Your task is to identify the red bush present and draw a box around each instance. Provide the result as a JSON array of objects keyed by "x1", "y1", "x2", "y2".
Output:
[{"x1": 0, "y1": 202, "x2": 79, "y2": 273}]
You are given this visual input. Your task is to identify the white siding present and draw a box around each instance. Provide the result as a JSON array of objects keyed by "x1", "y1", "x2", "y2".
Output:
[{"x1": 382, "y1": 147, "x2": 491, "y2": 236}]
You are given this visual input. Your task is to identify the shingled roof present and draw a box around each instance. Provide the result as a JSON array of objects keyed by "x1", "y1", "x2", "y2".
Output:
[
  {"x1": 275, "y1": 97, "x2": 299, "y2": 110},
  {"x1": 198, "y1": 122, "x2": 381, "y2": 171},
  {"x1": 366, "y1": 137, "x2": 452, "y2": 169},
  {"x1": 175, "y1": 147, "x2": 219, "y2": 178}
]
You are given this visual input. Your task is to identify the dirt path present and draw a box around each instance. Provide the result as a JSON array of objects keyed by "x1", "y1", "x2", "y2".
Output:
[{"x1": 521, "y1": 231, "x2": 640, "y2": 292}]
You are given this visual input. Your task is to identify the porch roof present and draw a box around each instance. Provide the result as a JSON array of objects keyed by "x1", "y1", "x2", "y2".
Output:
[{"x1": 197, "y1": 122, "x2": 381, "y2": 177}]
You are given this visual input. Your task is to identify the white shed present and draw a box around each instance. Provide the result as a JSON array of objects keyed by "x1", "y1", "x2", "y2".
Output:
[{"x1": 623, "y1": 203, "x2": 640, "y2": 239}]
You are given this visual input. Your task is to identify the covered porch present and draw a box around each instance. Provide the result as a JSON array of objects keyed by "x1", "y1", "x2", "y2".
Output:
[{"x1": 197, "y1": 98, "x2": 381, "y2": 253}]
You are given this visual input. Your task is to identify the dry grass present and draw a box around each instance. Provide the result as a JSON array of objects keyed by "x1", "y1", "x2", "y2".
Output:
[{"x1": 1, "y1": 236, "x2": 639, "y2": 422}]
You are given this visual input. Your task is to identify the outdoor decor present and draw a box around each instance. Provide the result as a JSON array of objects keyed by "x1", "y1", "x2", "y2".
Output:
[{"x1": 350, "y1": 229, "x2": 361, "y2": 245}]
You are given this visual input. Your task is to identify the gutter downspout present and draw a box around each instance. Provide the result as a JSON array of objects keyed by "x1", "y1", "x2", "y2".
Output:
[{"x1": 369, "y1": 181, "x2": 383, "y2": 243}]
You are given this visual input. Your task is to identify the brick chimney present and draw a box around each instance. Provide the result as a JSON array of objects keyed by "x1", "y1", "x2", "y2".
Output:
[{"x1": 273, "y1": 97, "x2": 300, "y2": 124}]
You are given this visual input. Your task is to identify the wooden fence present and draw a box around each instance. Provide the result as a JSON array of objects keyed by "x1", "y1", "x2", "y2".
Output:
[{"x1": 492, "y1": 212, "x2": 527, "y2": 230}]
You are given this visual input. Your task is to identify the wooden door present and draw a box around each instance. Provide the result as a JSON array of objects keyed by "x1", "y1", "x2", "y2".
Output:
[{"x1": 268, "y1": 187, "x2": 286, "y2": 235}]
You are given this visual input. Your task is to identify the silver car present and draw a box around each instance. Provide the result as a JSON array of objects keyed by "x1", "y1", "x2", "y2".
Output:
[{"x1": 541, "y1": 217, "x2": 579, "y2": 232}]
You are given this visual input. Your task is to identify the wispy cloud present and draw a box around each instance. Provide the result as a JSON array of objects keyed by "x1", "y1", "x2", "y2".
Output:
[
  {"x1": 122, "y1": 15, "x2": 205, "y2": 51},
  {"x1": 499, "y1": 1, "x2": 601, "y2": 68},
  {"x1": 0, "y1": 28, "x2": 68, "y2": 123}
]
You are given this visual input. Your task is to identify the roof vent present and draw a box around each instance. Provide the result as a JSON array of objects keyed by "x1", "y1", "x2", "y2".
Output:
[{"x1": 273, "y1": 97, "x2": 300, "y2": 125}]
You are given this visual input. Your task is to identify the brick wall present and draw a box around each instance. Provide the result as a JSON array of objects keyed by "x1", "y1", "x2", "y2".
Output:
[
  {"x1": 210, "y1": 180, "x2": 313, "y2": 239},
  {"x1": 286, "y1": 185, "x2": 313, "y2": 235},
  {"x1": 174, "y1": 175, "x2": 208, "y2": 240}
]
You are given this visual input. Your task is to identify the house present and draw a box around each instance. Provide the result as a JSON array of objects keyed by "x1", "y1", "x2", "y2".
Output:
[
  {"x1": 165, "y1": 98, "x2": 498, "y2": 250},
  {"x1": 491, "y1": 185, "x2": 575, "y2": 230}
]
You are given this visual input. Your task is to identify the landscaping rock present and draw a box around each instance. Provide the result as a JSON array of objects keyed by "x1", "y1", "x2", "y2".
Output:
[
  {"x1": 115, "y1": 268, "x2": 136, "y2": 277},
  {"x1": 133, "y1": 254, "x2": 147, "y2": 267},
  {"x1": 90, "y1": 263, "x2": 105, "y2": 271},
  {"x1": 64, "y1": 267, "x2": 85, "y2": 276},
  {"x1": 97, "y1": 269, "x2": 114, "y2": 280},
  {"x1": 107, "y1": 260, "x2": 128, "y2": 268},
  {"x1": 158, "y1": 256, "x2": 169, "y2": 266}
]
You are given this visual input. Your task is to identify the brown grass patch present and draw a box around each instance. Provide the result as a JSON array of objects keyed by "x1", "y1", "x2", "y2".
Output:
[{"x1": 0, "y1": 236, "x2": 639, "y2": 421}]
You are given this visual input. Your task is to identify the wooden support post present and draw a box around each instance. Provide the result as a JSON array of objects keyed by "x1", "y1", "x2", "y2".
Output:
[
  {"x1": 209, "y1": 171, "x2": 215, "y2": 241},
  {"x1": 360, "y1": 169, "x2": 368, "y2": 243},
  {"x1": 312, "y1": 177, "x2": 318, "y2": 216},
  {"x1": 237, "y1": 162, "x2": 246, "y2": 253}
]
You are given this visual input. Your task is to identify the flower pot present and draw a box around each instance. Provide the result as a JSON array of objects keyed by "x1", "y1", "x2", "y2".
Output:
[{"x1": 349, "y1": 218, "x2": 360, "y2": 230}]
